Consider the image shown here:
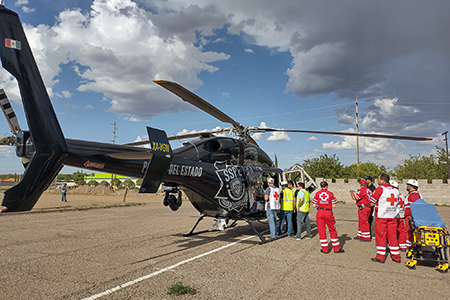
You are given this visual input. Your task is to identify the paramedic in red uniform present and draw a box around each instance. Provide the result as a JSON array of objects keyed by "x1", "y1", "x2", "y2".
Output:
[
  {"x1": 312, "y1": 181, "x2": 344, "y2": 254},
  {"x1": 390, "y1": 180, "x2": 407, "y2": 251},
  {"x1": 369, "y1": 174, "x2": 401, "y2": 263},
  {"x1": 350, "y1": 179, "x2": 372, "y2": 242},
  {"x1": 404, "y1": 179, "x2": 422, "y2": 248}
]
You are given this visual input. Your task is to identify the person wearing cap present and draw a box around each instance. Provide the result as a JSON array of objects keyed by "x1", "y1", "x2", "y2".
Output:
[
  {"x1": 350, "y1": 179, "x2": 372, "y2": 241},
  {"x1": 264, "y1": 178, "x2": 281, "y2": 238},
  {"x1": 312, "y1": 181, "x2": 344, "y2": 254},
  {"x1": 390, "y1": 180, "x2": 408, "y2": 251},
  {"x1": 278, "y1": 180, "x2": 295, "y2": 236},
  {"x1": 365, "y1": 176, "x2": 376, "y2": 239},
  {"x1": 369, "y1": 174, "x2": 401, "y2": 263},
  {"x1": 404, "y1": 179, "x2": 422, "y2": 248}
]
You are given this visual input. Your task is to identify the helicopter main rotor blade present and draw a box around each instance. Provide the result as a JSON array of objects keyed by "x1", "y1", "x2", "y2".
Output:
[
  {"x1": 256, "y1": 128, "x2": 433, "y2": 141},
  {"x1": 123, "y1": 128, "x2": 232, "y2": 146},
  {"x1": 154, "y1": 80, "x2": 243, "y2": 129}
]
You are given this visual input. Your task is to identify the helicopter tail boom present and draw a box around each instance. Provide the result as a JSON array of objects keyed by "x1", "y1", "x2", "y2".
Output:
[{"x1": 0, "y1": 5, "x2": 68, "y2": 211}]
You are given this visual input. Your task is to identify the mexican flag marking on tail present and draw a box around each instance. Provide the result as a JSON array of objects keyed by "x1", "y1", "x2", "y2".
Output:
[{"x1": 5, "y1": 38, "x2": 21, "y2": 50}]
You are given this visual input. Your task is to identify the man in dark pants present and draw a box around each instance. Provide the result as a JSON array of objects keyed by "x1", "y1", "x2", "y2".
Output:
[{"x1": 365, "y1": 176, "x2": 376, "y2": 238}]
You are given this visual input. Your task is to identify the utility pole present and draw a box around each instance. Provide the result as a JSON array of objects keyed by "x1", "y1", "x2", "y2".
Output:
[
  {"x1": 443, "y1": 131, "x2": 450, "y2": 180},
  {"x1": 356, "y1": 94, "x2": 360, "y2": 178},
  {"x1": 111, "y1": 121, "x2": 117, "y2": 192},
  {"x1": 110, "y1": 121, "x2": 117, "y2": 144}
]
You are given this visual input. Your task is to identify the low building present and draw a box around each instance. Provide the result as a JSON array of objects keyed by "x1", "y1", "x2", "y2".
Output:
[{"x1": 84, "y1": 173, "x2": 139, "y2": 186}]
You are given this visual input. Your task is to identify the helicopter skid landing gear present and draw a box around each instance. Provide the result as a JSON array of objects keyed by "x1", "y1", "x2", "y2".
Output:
[
  {"x1": 242, "y1": 218, "x2": 272, "y2": 244},
  {"x1": 182, "y1": 216, "x2": 237, "y2": 237},
  {"x1": 183, "y1": 215, "x2": 207, "y2": 237}
]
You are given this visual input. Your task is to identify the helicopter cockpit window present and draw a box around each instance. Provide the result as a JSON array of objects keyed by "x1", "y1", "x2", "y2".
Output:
[{"x1": 203, "y1": 140, "x2": 221, "y2": 152}]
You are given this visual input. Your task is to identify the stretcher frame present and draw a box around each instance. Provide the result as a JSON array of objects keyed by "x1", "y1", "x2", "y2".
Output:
[{"x1": 406, "y1": 223, "x2": 449, "y2": 273}]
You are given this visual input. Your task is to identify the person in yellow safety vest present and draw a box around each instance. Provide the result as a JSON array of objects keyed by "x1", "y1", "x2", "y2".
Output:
[
  {"x1": 290, "y1": 180, "x2": 298, "y2": 235},
  {"x1": 278, "y1": 180, "x2": 295, "y2": 236},
  {"x1": 292, "y1": 182, "x2": 312, "y2": 240}
]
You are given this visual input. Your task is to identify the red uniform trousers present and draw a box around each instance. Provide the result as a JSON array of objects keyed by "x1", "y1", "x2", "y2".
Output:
[
  {"x1": 316, "y1": 208, "x2": 341, "y2": 253},
  {"x1": 404, "y1": 211, "x2": 412, "y2": 248},
  {"x1": 357, "y1": 206, "x2": 371, "y2": 241},
  {"x1": 375, "y1": 214, "x2": 401, "y2": 261},
  {"x1": 397, "y1": 217, "x2": 407, "y2": 251}
]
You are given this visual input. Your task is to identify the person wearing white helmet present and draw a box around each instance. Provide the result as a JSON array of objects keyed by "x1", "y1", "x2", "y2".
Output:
[
  {"x1": 390, "y1": 180, "x2": 408, "y2": 251},
  {"x1": 404, "y1": 179, "x2": 423, "y2": 248}
]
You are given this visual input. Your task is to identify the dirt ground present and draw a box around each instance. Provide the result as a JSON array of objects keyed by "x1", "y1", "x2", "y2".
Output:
[
  {"x1": 0, "y1": 189, "x2": 164, "y2": 212},
  {"x1": 1, "y1": 192, "x2": 450, "y2": 299}
]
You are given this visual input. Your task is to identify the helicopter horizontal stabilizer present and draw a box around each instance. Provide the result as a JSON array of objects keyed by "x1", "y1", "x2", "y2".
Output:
[
  {"x1": 139, "y1": 127, "x2": 173, "y2": 193},
  {"x1": 0, "y1": 89, "x2": 20, "y2": 135},
  {"x1": 0, "y1": 5, "x2": 68, "y2": 211}
]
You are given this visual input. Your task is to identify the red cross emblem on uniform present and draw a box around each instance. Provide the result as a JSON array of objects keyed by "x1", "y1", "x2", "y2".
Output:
[
  {"x1": 319, "y1": 192, "x2": 329, "y2": 201},
  {"x1": 398, "y1": 197, "x2": 404, "y2": 209},
  {"x1": 387, "y1": 193, "x2": 397, "y2": 206},
  {"x1": 273, "y1": 192, "x2": 279, "y2": 200}
]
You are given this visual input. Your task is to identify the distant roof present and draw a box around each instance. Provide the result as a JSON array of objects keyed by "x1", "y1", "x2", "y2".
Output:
[
  {"x1": 84, "y1": 173, "x2": 138, "y2": 180},
  {"x1": 2, "y1": 178, "x2": 17, "y2": 182}
]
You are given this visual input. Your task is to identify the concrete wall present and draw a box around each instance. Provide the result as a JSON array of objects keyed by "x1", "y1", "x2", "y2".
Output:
[{"x1": 315, "y1": 178, "x2": 450, "y2": 205}]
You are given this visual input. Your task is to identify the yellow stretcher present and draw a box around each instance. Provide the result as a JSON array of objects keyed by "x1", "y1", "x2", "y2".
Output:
[{"x1": 405, "y1": 199, "x2": 449, "y2": 273}]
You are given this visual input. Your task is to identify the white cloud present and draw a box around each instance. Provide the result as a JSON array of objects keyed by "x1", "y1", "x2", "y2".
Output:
[
  {"x1": 307, "y1": 136, "x2": 318, "y2": 140},
  {"x1": 85, "y1": 104, "x2": 94, "y2": 109},
  {"x1": 244, "y1": 48, "x2": 254, "y2": 54},
  {"x1": 2, "y1": 0, "x2": 230, "y2": 119},
  {"x1": 175, "y1": 126, "x2": 229, "y2": 138},
  {"x1": 61, "y1": 90, "x2": 73, "y2": 98},
  {"x1": 0, "y1": 145, "x2": 14, "y2": 157},
  {"x1": 125, "y1": 117, "x2": 143, "y2": 122},
  {"x1": 22, "y1": 6, "x2": 35, "y2": 13},
  {"x1": 15, "y1": 0, "x2": 28, "y2": 5},
  {"x1": 251, "y1": 121, "x2": 290, "y2": 142},
  {"x1": 251, "y1": 121, "x2": 268, "y2": 140},
  {"x1": 267, "y1": 131, "x2": 290, "y2": 142}
]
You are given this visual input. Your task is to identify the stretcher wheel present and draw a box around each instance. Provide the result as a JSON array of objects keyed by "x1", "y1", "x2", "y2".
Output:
[
  {"x1": 436, "y1": 264, "x2": 449, "y2": 273},
  {"x1": 406, "y1": 251, "x2": 413, "y2": 259},
  {"x1": 406, "y1": 260, "x2": 417, "y2": 270}
]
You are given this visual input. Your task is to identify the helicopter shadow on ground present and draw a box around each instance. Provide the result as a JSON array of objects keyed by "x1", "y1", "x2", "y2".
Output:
[{"x1": 131, "y1": 219, "x2": 269, "y2": 265}]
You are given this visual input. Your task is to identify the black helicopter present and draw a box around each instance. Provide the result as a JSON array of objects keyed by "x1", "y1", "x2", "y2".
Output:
[{"x1": 0, "y1": 4, "x2": 432, "y2": 242}]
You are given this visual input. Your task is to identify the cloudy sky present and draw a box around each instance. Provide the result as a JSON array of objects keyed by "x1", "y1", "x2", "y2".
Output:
[{"x1": 0, "y1": 0, "x2": 449, "y2": 175}]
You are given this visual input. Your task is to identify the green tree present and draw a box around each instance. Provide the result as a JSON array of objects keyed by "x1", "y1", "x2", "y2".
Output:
[
  {"x1": 100, "y1": 180, "x2": 109, "y2": 187},
  {"x1": 436, "y1": 146, "x2": 450, "y2": 180},
  {"x1": 302, "y1": 154, "x2": 343, "y2": 180},
  {"x1": 393, "y1": 151, "x2": 442, "y2": 182},
  {"x1": 73, "y1": 171, "x2": 86, "y2": 185},
  {"x1": 88, "y1": 180, "x2": 99, "y2": 187},
  {"x1": 56, "y1": 173, "x2": 73, "y2": 182},
  {"x1": 123, "y1": 179, "x2": 135, "y2": 189},
  {"x1": 343, "y1": 162, "x2": 387, "y2": 180},
  {"x1": 136, "y1": 179, "x2": 143, "y2": 187},
  {"x1": 112, "y1": 178, "x2": 122, "y2": 188}
]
